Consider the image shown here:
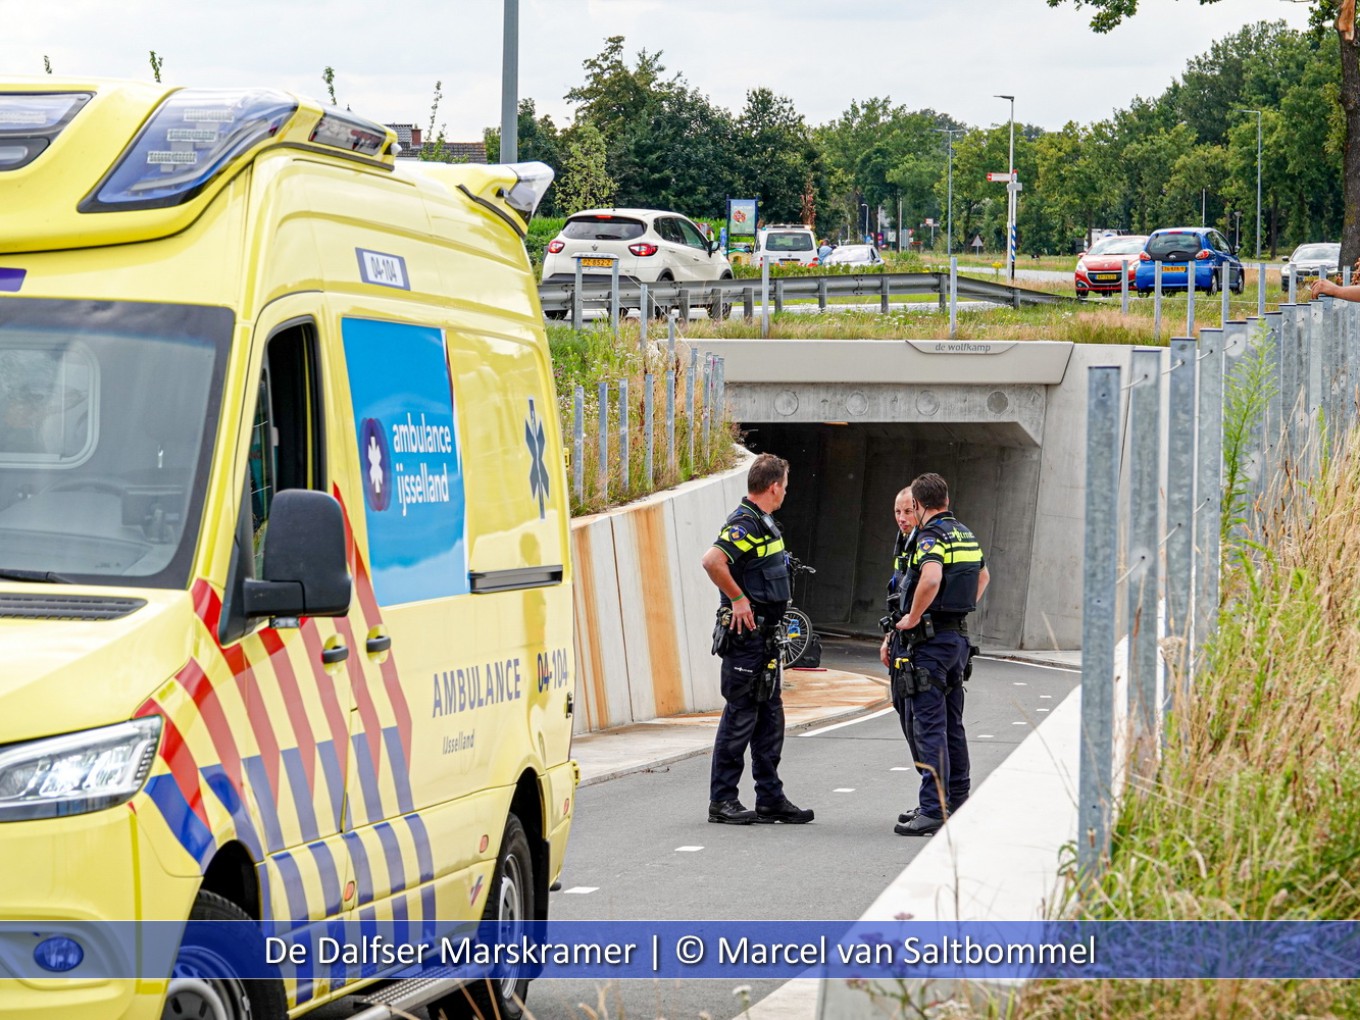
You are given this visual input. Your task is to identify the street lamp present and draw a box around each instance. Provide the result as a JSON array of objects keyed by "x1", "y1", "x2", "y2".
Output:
[
  {"x1": 995, "y1": 94, "x2": 1016, "y2": 280},
  {"x1": 1236, "y1": 108, "x2": 1262, "y2": 259},
  {"x1": 860, "y1": 202, "x2": 869, "y2": 244},
  {"x1": 936, "y1": 127, "x2": 964, "y2": 258},
  {"x1": 501, "y1": 0, "x2": 518, "y2": 162}
]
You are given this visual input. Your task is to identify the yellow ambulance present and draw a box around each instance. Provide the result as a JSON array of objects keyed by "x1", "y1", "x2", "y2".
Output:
[{"x1": 0, "y1": 79, "x2": 577, "y2": 1019}]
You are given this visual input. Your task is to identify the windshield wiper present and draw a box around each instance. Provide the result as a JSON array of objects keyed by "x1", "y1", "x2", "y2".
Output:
[{"x1": 0, "y1": 568, "x2": 74, "y2": 584}]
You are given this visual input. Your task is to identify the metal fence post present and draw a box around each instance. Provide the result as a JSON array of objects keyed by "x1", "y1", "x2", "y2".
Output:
[
  {"x1": 644, "y1": 373, "x2": 654, "y2": 488},
  {"x1": 1278, "y1": 305, "x2": 1300, "y2": 469},
  {"x1": 1079, "y1": 365, "x2": 1120, "y2": 878},
  {"x1": 761, "y1": 257, "x2": 771, "y2": 339},
  {"x1": 610, "y1": 257, "x2": 620, "y2": 337},
  {"x1": 880, "y1": 275, "x2": 890, "y2": 314},
  {"x1": 1257, "y1": 262, "x2": 1266, "y2": 318},
  {"x1": 949, "y1": 256, "x2": 958, "y2": 339},
  {"x1": 818, "y1": 277, "x2": 828, "y2": 312},
  {"x1": 701, "y1": 355, "x2": 712, "y2": 460},
  {"x1": 688, "y1": 348, "x2": 697, "y2": 469},
  {"x1": 1153, "y1": 262, "x2": 1163, "y2": 338},
  {"x1": 618, "y1": 378, "x2": 629, "y2": 492},
  {"x1": 1220, "y1": 263, "x2": 1231, "y2": 327},
  {"x1": 1287, "y1": 264, "x2": 1297, "y2": 305},
  {"x1": 1165, "y1": 339, "x2": 1197, "y2": 734},
  {"x1": 1194, "y1": 328, "x2": 1224, "y2": 665},
  {"x1": 1222, "y1": 319, "x2": 1253, "y2": 540},
  {"x1": 597, "y1": 380, "x2": 608, "y2": 504},
  {"x1": 1185, "y1": 268, "x2": 1196, "y2": 337},
  {"x1": 639, "y1": 283, "x2": 649, "y2": 349},
  {"x1": 573, "y1": 385, "x2": 584, "y2": 506},
  {"x1": 1128, "y1": 347, "x2": 1163, "y2": 766},
  {"x1": 774, "y1": 279, "x2": 785, "y2": 315},
  {"x1": 666, "y1": 368, "x2": 676, "y2": 474},
  {"x1": 1120, "y1": 259, "x2": 1129, "y2": 315},
  {"x1": 573, "y1": 259, "x2": 584, "y2": 331}
]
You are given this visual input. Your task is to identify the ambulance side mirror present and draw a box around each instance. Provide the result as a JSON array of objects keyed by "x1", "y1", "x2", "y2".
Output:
[{"x1": 243, "y1": 489, "x2": 352, "y2": 619}]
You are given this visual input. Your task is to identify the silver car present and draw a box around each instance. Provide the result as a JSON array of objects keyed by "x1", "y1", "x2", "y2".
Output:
[{"x1": 1282, "y1": 242, "x2": 1341, "y2": 280}]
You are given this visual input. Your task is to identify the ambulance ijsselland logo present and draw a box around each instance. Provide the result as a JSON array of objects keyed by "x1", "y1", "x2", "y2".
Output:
[
  {"x1": 360, "y1": 417, "x2": 392, "y2": 512},
  {"x1": 525, "y1": 398, "x2": 549, "y2": 519}
]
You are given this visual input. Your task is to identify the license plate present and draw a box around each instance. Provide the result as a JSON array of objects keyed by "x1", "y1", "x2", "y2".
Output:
[
  {"x1": 580, "y1": 257, "x2": 614, "y2": 268},
  {"x1": 779, "y1": 258, "x2": 800, "y2": 265},
  {"x1": 1163, "y1": 265, "x2": 1187, "y2": 273},
  {"x1": 1092, "y1": 273, "x2": 1119, "y2": 282}
]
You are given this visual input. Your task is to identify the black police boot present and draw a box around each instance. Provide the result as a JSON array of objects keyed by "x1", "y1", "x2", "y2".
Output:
[
  {"x1": 755, "y1": 798, "x2": 814, "y2": 824},
  {"x1": 897, "y1": 807, "x2": 920, "y2": 825},
  {"x1": 708, "y1": 800, "x2": 757, "y2": 824},
  {"x1": 894, "y1": 813, "x2": 943, "y2": 837}
]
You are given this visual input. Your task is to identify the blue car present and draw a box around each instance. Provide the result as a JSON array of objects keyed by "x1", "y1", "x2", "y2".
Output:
[{"x1": 1134, "y1": 227, "x2": 1244, "y2": 295}]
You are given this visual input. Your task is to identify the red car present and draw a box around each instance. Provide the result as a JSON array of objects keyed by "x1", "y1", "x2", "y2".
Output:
[{"x1": 1075, "y1": 234, "x2": 1149, "y2": 297}]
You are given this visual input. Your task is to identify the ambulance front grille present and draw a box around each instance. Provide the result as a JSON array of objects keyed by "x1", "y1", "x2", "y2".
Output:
[{"x1": 0, "y1": 594, "x2": 147, "y2": 621}]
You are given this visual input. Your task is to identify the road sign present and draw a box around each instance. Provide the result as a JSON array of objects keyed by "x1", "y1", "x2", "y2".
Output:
[{"x1": 986, "y1": 172, "x2": 1012, "y2": 182}]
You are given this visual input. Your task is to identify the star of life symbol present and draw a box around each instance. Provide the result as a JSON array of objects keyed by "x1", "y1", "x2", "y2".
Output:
[
  {"x1": 367, "y1": 434, "x2": 384, "y2": 495},
  {"x1": 525, "y1": 398, "x2": 550, "y2": 519}
]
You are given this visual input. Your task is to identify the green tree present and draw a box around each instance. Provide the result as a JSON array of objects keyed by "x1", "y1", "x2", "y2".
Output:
[
  {"x1": 556, "y1": 122, "x2": 615, "y2": 213},
  {"x1": 732, "y1": 88, "x2": 819, "y2": 224},
  {"x1": 322, "y1": 66, "x2": 338, "y2": 106},
  {"x1": 43, "y1": 55, "x2": 52, "y2": 75},
  {"x1": 149, "y1": 51, "x2": 164, "y2": 84},
  {"x1": 1048, "y1": 0, "x2": 1360, "y2": 274}
]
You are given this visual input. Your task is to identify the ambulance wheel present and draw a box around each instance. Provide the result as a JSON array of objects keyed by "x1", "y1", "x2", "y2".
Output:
[
  {"x1": 161, "y1": 891, "x2": 286, "y2": 1020},
  {"x1": 432, "y1": 814, "x2": 536, "y2": 1020}
]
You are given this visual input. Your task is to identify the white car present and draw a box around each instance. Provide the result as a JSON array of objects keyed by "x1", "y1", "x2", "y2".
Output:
[
  {"x1": 822, "y1": 244, "x2": 883, "y2": 267},
  {"x1": 755, "y1": 225, "x2": 820, "y2": 268},
  {"x1": 541, "y1": 208, "x2": 732, "y2": 295},
  {"x1": 1282, "y1": 242, "x2": 1341, "y2": 280}
]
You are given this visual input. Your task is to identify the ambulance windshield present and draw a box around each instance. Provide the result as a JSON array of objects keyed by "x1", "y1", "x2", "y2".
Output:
[{"x1": 0, "y1": 298, "x2": 231, "y2": 588}]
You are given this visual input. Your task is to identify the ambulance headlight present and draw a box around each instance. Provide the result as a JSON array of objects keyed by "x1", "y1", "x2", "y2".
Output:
[{"x1": 0, "y1": 717, "x2": 162, "y2": 820}]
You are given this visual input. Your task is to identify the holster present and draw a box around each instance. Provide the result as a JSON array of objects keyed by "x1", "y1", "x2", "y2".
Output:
[
  {"x1": 962, "y1": 642, "x2": 981, "y2": 682},
  {"x1": 711, "y1": 606, "x2": 734, "y2": 657},
  {"x1": 888, "y1": 631, "x2": 913, "y2": 701},
  {"x1": 754, "y1": 624, "x2": 780, "y2": 702}
]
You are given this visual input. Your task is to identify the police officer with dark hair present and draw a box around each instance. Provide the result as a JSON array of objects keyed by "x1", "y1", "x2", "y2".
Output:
[
  {"x1": 701, "y1": 452, "x2": 814, "y2": 825},
  {"x1": 890, "y1": 472, "x2": 989, "y2": 836}
]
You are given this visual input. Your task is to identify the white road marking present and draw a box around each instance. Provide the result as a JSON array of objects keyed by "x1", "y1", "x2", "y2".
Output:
[
  {"x1": 799, "y1": 705, "x2": 896, "y2": 736},
  {"x1": 1013, "y1": 721, "x2": 1028, "y2": 726},
  {"x1": 1037, "y1": 708, "x2": 1050, "y2": 713},
  {"x1": 889, "y1": 766, "x2": 913, "y2": 772},
  {"x1": 977, "y1": 734, "x2": 995, "y2": 739},
  {"x1": 978, "y1": 656, "x2": 1080, "y2": 673},
  {"x1": 675, "y1": 846, "x2": 704, "y2": 853},
  {"x1": 1040, "y1": 694, "x2": 1053, "y2": 699},
  {"x1": 563, "y1": 887, "x2": 598, "y2": 895},
  {"x1": 833, "y1": 788, "x2": 856, "y2": 793},
  {"x1": 1012, "y1": 681, "x2": 1028, "y2": 686}
]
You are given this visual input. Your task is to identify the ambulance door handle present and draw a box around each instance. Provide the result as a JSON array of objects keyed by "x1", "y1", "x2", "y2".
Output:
[
  {"x1": 321, "y1": 643, "x2": 350, "y2": 665},
  {"x1": 366, "y1": 635, "x2": 392, "y2": 655}
]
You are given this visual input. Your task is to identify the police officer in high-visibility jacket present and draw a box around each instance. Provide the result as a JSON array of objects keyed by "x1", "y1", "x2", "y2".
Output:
[
  {"x1": 700, "y1": 453, "x2": 814, "y2": 825},
  {"x1": 891, "y1": 472, "x2": 989, "y2": 836}
]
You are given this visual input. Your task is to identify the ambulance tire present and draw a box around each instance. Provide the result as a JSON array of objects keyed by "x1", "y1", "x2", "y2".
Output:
[
  {"x1": 433, "y1": 813, "x2": 536, "y2": 1020},
  {"x1": 161, "y1": 890, "x2": 286, "y2": 1020}
]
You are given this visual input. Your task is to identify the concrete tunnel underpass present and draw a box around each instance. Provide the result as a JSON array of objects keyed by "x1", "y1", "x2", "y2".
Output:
[{"x1": 703, "y1": 338, "x2": 1087, "y2": 652}]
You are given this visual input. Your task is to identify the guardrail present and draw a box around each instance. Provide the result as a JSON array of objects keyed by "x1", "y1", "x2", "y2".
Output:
[{"x1": 537, "y1": 270, "x2": 1075, "y2": 321}]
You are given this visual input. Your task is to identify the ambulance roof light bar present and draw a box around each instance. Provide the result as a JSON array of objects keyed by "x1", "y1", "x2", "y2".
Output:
[{"x1": 79, "y1": 88, "x2": 298, "y2": 213}]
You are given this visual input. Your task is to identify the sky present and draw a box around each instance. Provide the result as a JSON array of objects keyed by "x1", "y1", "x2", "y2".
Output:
[{"x1": 4, "y1": 0, "x2": 1318, "y2": 141}]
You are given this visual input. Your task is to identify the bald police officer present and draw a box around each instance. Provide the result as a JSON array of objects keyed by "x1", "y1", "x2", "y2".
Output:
[
  {"x1": 891, "y1": 473, "x2": 989, "y2": 836},
  {"x1": 701, "y1": 453, "x2": 814, "y2": 825}
]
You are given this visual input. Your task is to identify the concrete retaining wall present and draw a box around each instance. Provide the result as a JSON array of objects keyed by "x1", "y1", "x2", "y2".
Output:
[{"x1": 570, "y1": 452, "x2": 752, "y2": 735}]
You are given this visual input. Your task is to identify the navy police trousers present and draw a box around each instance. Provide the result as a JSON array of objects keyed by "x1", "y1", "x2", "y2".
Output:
[
  {"x1": 908, "y1": 631, "x2": 971, "y2": 820},
  {"x1": 709, "y1": 626, "x2": 785, "y2": 806}
]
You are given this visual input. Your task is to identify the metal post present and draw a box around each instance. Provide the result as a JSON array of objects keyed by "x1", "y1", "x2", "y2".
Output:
[
  {"x1": 1166, "y1": 339, "x2": 1197, "y2": 727},
  {"x1": 597, "y1": 380, "x2": 608, "y2": 504},
  {"x1": 701, "y1": 355, "x2": 712, "y2": 459},
  {"x1": 1078, "y1": 365, "x2": 1120, "y2": 877},
  {"x1": 610, "y1": 257, "x2": 620, "y2": 337},
  {"x1": 1220, "y1": 263, "x2": 1231, "y2": 327},
  {"x1": 1287, "y1": 265, "x2": 1297, "y2": 305},
  {"x1": 1279, "y1": 305, "x2": 1300, "y2": 468},
  {"x1": 687, "y1": 348, "x2": 697, "y2": 470},
  {"x1": 639, "y1": 284, "x2": 649, "y2": 349},
  {"x1": 743, "y1": 287, "x2": 754, "y2": 321},
  {"x1": 949, "y1": 256, "x2": 958, "y2": 339},
  {"x1": 572, "y1": 258, "x2": 584, "y2": 331},
  {"x1": 1222, "y1": 319, "x2": 1253, "y2": 536},
  {"x1": 1186, "y1": 266, "x2": 1196, "y2": 336},
  {"x1": 774, "y1": 280, "x2": 784, "y2": 315},
  {"x1": 643, "y1": 374, "x2": 654, "y2": 488},
  {"x1": 761, "y1": 256, "x2": 770, "y2": 339},
  {"x1": 1128, "y1": 348, "x2": 1162, "y2": 764},
  {"x1": 665, "y1": 368, "x2": 676, "y2": 473},
  {"x1": 1153, "y1": 262, "x2": 1163, "y2": 338},
  {"x1": 1257, "y1": 262, "x2": 1267, "y2": 318},
  {"x1": 818, "y1": 277, "x2": 828, "y2": 312},
  {"x1": 880, "y1": 275, "x2": 890, "y2": 314},
  {"x1": 1194, "y1": 328, "x2": 1224, "y2": 664},
  {"x1": 618, "y1": 379, "x2": 629, "y2": 491},
  {"x1": 1120, "y1": 259, "x2": 1129, "y2": 315},
  {"x1": 573, "y1": 385, "x2": 584, "y2": 505},
  {"x1": 500, "y1": 0, "x2": 518, "y2": 163}
]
